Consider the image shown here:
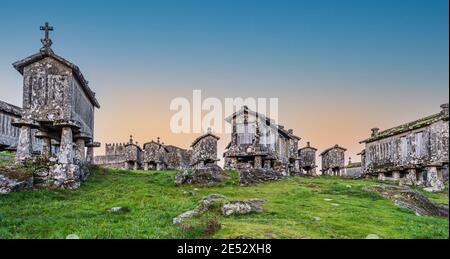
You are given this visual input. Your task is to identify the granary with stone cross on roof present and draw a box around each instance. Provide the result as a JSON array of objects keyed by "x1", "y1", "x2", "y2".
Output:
[{"x1": 9, "y1": 22, "x2": 101, "y2": 189}]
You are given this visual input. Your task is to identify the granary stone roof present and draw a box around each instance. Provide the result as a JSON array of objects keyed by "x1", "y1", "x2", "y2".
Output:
[
  {"x1": 225, "y1": 106, "x2": 300, "y2": 141},
  {"x1": 0, "y1": 100, "x2": 22, "y2": 117},
  {"x1": 319, "y1": 145, "x2": 347, "y2": 156},
  {"x1": 191, "y1": 132, "x2": 220, "y2": 147},
  {"x1": 299, "y1": 142, "x2": 317, "y2": 151},
  {"x1": 12, "y1": 49, "x2": 100, "y2": 108},
  {"x1": 360, "y1": 109, "x2": 448, "y2": 144},
  {"x1": 143, "y1": 140, "x2": 169, "y2": 152}
]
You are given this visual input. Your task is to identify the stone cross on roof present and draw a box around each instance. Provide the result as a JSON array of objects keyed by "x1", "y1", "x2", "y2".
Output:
[{"x1": 40, "y1": 22, "x2": 54, "y2": 50}]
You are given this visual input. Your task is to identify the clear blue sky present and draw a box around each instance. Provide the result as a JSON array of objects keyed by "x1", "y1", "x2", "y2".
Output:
[{"x1": 0, "y1": 0, "x2": 448, "y2": 159}]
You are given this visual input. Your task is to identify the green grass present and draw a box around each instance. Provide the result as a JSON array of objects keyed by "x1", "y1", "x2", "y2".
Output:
[{"x1": 0, "y1": 168, "x2": 448, "y2": 239}]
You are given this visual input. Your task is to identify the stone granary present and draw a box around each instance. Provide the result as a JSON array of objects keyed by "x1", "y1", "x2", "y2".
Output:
[
  {"x1": 95, "y1": 136, "x2": 192, "y2": 171},
  {"x1": 165, "y1": 145, "x2": 193, "y2": 170},
  {"x1": 320, "y1": 145, "x2": 347, "y2": 176},
  {"x1": 8, "y1": 23, "x2": 100, "y2": 189},
  {"x1": 223, "y1": 106, "x2": 301, "y2": 175},
  {"x1": 142, "y1": 137, "x2": 169, "y2": 171},
  {"x1": 0, "y1": 100, "x2": 42, "y2": 152},
  {"x1": 123, "y1": 136, "x2": 142, "y2": 170},
  {"x1": 360, "y1": 103, "x2": 449, "y2": 192},
  {"x1": 298, "y1": 142, "x2": 318, "y2": 176},
  {"x1": 190, "y1": 129, "x2": 220, "y2": 169}
]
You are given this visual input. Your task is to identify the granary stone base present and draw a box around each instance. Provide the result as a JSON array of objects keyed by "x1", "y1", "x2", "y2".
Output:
[{"x1": 48, "y1": 163, "x2": 82, "y2": 190}]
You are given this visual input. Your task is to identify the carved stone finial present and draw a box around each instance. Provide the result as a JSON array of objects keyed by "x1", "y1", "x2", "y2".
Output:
[
  {"x1": 371, "y1": 128, "x2": 380, "y2": 137},
  {"x1": 40, "y1": 22, "x2": 54, "y2": 52}
]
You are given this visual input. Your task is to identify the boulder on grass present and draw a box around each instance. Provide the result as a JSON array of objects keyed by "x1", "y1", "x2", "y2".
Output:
[
  {"x1": 239, "y1": 168, "x2": 284, "y2": 185},
  {"x1": 0, "y1": 166, "x2": 33, "y2": 194},
  {"x1": 365, "y1": 184, "x2": 448, "y2": 217},
  {"x1": 173, "y1": 194, "x2": 225, "y2": 224},
  {"x1": 221, "y1": 199, "x2": 267, "y2": 216},
  {"x1": 175, "y1": 164, "x2": 230, "y2": 186}
]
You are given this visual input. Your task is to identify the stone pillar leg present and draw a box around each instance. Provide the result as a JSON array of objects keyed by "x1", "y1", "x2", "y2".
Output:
[
  {"x1": 75, "y1": 138, "x2": 86, "y2": 162},
  {"x1": 133, "y1": 162, "x2": 138, "y2": 170},
  {"x1": 406, "y1": 169, "x2": 417, "y2": 186},
  {"x1": 15, "y1": 125, "x2": 32, "y2": 162},
  {"x1": 86, "y1": 147, "x2": 94, "y2": 164},
  {"x1": 264, "y1": 160, "x2": 271, "y2": 169},
  {"x1": 58, "y1": 127, "x2": 74, "y2": 164},
  {"x1": 156, "y1": 163, "x2": 163, "y2": 171},
  {"x1": 143, "y1": 162, "x2": 149, "y2": 171},
  {"x1": 254, "y1": 156, "x2": 262, "y2": 169},
  {"x1": 393, "y1": 171, "x2": 400, "y2": 181},
  {"x1": 378, "y1": 172, "x2": 385, "y2": 181},
  {"x1": 123, "y1": 162, "x2": 130, "y2": 170},
  {"x1": 294, "y1": 160, "x2": 300, "y2": 173},
  {"x1": 42, "y1": 137, "x2": 52, "y2": 160},
  {"x1": 426, "y1": 166, "x2": 444, "y2": 192}
]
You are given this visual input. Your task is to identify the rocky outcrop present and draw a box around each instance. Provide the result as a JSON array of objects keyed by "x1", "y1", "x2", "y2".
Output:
[
  {"x1": 0, "y1": 173, "x2": 33, "y2": 194},
  {"x1": 175, "y1": 164, "x2": 230, "y2": 186},
  {"x1": 365, "y1": 184, "x2": 448, "y2": 217},
  {"x1": 173, "y1": 194, "x2": 225, "y2": 224},
  {"x1": 221, "y1": 199, "x2": 267, "y2": 216},
  {"x1": 239, "y1": 168, "x2": 284, "y2": 185}
]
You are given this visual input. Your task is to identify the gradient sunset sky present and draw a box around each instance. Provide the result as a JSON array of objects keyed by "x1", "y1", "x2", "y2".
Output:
[{"x1": 0, "y1": 0, "x2": 448, "y2": 164}]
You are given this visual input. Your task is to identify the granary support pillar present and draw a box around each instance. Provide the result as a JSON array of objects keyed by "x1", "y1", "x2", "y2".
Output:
[
  {"x1": 35, "y1": 130, "x2": 53, "y2": 160},
  {"x1": 12, "y1": 119, "x2": 39, "y2": 162},
  {"x1": 143, "y1": 162, "x2": 149, "y2": 171},
  {"x1": 156, "y1": 162, "x2": 164, "y2": 171},
  {"x1": 74, "y1": 138, "x2": 86, "y2": 162},
  {"x1": 393, "y1": 171, "x2": 400, "y2": 181},
  {"x1": 42, "y1": 137, "x2": 52, "y2": 159},
  {"x1": 425, "y1": 166, "x2": 444, "y2": 192},
  {"x1": 378, "y1": 172, "x2": 385, "y2": 181},
  {"x1": 254, "y1": 156, "x2": 262, "y2": 169},
  {"x1": 85, "y1": 142, "x2": 100, "y2": 165},
  {"x1": 133, "y1": 162, "x2": 139, "y2": 171},
  {"x1": 58, "y1": 127, "x2": 74, "y2": 164},
  {"x1": 405, "y1": 169, "x2": 418, "y2": 186},
  {"x1": 264, "y1": 160, "x2": 271, "y2": 169},
  {"x1": 86, "y1": 147, "x2": 94, "y2": 164},
  {"x1": 294, "y1": 160, "x2": 300, "y2": 173}
]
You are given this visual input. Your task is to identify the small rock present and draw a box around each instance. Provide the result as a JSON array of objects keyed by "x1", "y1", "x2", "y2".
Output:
[
  {"x1": 173, "y1": 194, "x2": 226, "y2": 224},
  {"x1": 312, "y1": 216, "x2": 321, "y2": 221},
  {"x1": 108, "y1": 207, "x2": 130, "y2": 213},
  {"x1": 221, "y1": 199, "x2": 267, "y2": 216},
  {"x1": 66, "y1": 234, "x2": 80, "y2": 239},
  {"x1": 331, "y1": 203, "x2": 340, "y2": 207},
  {"x1": 324, "y1": 198, "x2": 333, "y2": 202},
  {"x1": 346, "y1": 185, "x2": 352, "y2": 188},
  {"x1": 366, "y1": 234, "x2": 380, "y2": 239}
]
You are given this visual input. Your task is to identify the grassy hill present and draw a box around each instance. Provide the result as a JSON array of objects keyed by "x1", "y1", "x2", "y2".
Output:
[{"x1": 0, "y1": 168, "x2": 448, "y2": 239}]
